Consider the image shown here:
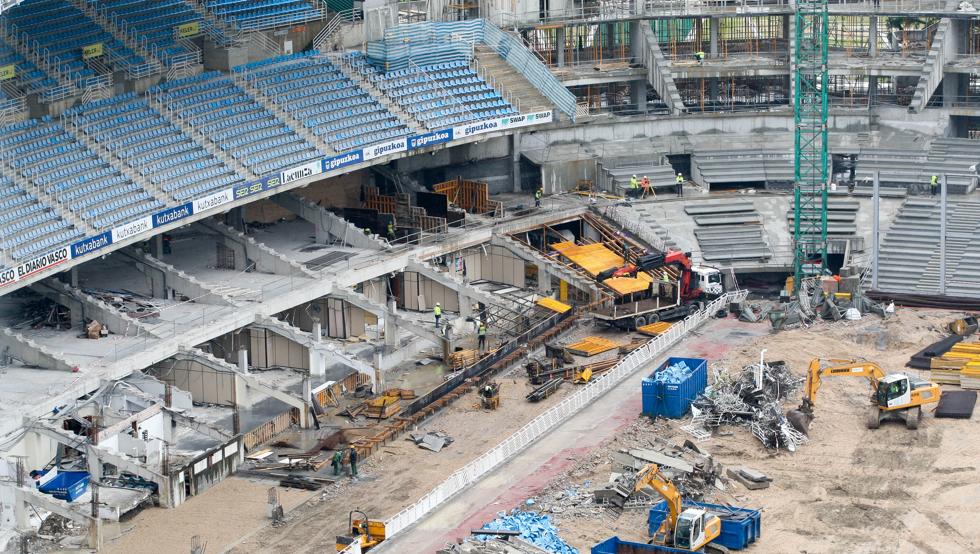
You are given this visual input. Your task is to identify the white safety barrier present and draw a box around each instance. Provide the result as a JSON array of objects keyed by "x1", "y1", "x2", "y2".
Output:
[{"x1": 379, "y1": 289, "x2": 748, "y2": 541}]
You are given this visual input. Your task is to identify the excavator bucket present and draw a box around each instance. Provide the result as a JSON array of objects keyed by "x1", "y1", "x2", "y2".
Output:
[{"x1": 785, "y1": 408, "x2": 812, "y2": 435}]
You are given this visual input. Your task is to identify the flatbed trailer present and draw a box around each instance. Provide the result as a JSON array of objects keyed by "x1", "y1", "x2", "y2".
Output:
[{"x1": 592, "y1": 282, "x2": 702, "y2": 330}]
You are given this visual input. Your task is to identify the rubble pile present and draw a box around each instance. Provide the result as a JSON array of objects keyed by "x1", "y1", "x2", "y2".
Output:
[
  {"x1": 651, "y1": 360, "x2": 694, "y2": 383},
  {"x1": 691, "y1": 362, "x2": 807, "y2": 451},
  {"x1": 476, "y1": 510, "x2": 578, "y2": 554},
  {"x1": 769, "y1": 269, "x2": 889, "y2": 331}
]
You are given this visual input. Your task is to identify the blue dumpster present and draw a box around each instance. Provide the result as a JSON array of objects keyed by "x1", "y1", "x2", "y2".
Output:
[
  {"x1": 648, "y1": 500, "x2": 762, "y2": 550},
  {"x1": 38, "y1": 470, "x2": 89, "y2": 502},
  {"x1": 641, "y1": 357, "x2": 707, "y2": 419}
]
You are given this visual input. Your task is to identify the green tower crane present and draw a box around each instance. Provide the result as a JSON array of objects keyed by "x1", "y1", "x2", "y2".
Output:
[{"x1": 793, "y1": 0, "x2": 830, "y2": 284}]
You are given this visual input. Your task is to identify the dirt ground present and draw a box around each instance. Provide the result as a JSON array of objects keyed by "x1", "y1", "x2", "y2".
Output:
[
  {"x1": 528, "y1": 307, "x2": 980, "y2": 554},
  {"x1": 94, "y1": 320, "x2": 628, "y2": 554}
]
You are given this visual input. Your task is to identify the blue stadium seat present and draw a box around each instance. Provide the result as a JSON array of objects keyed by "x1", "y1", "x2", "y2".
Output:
[
  {"x1": 205, "y1": 0, "x2": 322, "y2": 31},
  {"x1": 148, "y1": 71, "x2": 323, "y2": 175}
]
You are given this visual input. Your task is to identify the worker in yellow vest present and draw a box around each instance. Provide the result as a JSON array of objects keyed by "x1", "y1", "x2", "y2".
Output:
[
  {"x1": 478, "y1": 321, "x2": 487, "y2": 351},
  {"x1": 675, "y1": 173, "x2": 684, "y2": 197},
  {"x1": 387, "y1": 221, "x2": 395, "y2": 241},
  {"x1": 434, "y1": 303, "x2": 442, "y2": 327},
  {"x1": 930, "y1": 175, "x2": 939, "y2": 196}
]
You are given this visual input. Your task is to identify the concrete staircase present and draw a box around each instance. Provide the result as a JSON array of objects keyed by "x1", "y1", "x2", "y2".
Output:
[
  {"x1": 909, "y1": 18, "x2": 955, "y2": 113},
  {"x1": 605, "y1": 205, "x2": 679, "y2": 253},
  {"x1": 916, "y1": 201, "x2": 980, "y2": 293},
  {"x1": 0, "y1": 328, "x2": 76, "y2": 370},
  {"x1": 474, "y1": 45, "x2": 553, "y2": 113},
  {"x1": 638, "y1": 24, "x2": 684, "y2": 115}
]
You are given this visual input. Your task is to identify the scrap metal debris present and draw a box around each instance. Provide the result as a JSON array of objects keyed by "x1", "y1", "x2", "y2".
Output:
[
  {"x1": 408, "y1": 431, "x2": 454, "y2": 452},
  {"x1": 769, "y1": 269, "x2": 887, "y2": 331},
  {"x1": 691, "y1": 362, "x2": 807, "y2": 451}
]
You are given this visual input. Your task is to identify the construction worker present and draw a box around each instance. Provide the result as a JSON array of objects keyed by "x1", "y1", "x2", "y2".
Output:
[
  {"x1": 534, "y1": 186, "x2": 543, "y2": 208},
  {"x1": 387, "y1": 221, "x2": 395, "y2": 241},
  {"x1": 695, "y1": 51, "x2": 705, "y2": 65},
  {"x1": 930, "y1": 174, "x2": 939, "y2": 195},
  {"x1": 629, "y1": 174, "x2": 639, "y2": 195},
  {"x1": 641, "y1": 175, "x2": 651, "y2": 198},
  {"x1": 331, "y1": 449, "x2": 343, "y2": 476},
  {"x1": 348, "y1": 446, "x2": 358, "y2": 478},
  {"x1": 478, "y1": 321, "x2": 487, "y2": 351},
  {"x1": 434, "y1": 302, "x2": 442, "y2": 327},
  {"x1": 675, "y1": 173, "x2": 684, "y2": 197}
]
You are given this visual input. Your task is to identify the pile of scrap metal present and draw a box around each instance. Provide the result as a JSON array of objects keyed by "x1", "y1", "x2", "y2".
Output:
[
  {"x1": 594, "y1": 438, "x2": 724, "y2": 509},
  {"x1": 408, "y1": 431, "x2": 454, "y2": 452},
  {"x1": 85, "y1": 288, "x2": 162, "y2": 320},
  {"x1": 688, "y1": 362, "x2": 808, "y2": 451},
  {"x1": 13, "y1": 297, "x2": 71, "y2": 330},
  {"x1": 768, "y1": 268, "x2": 887, "y2": 331}
]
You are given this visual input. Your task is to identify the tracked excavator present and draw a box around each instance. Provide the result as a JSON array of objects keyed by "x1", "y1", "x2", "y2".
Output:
[
  {"x1": 786, "y1": 358, "x2": 941, "y2": 433},
  {"x1": 634, "y1": 463, "x2": 727, "y2": 553}
]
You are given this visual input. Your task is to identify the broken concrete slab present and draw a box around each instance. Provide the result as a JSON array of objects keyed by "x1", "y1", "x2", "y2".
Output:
[
  {"x1": 726, "y1": 467, "x2": 771, "y2": 490},
  {"x1": 628, "y1": 448, "x2": 695, "y2": 473}
]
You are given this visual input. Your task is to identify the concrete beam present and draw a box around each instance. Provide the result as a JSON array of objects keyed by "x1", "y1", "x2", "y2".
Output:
[
  {"x1": 489, "y1": 235, "x2": 598, "y2": 297},
  {"x1": 252, "y1": 316, "x2": 375, "y2": 384},
  {"x1": 199, "y1": 219, "x2": 314, "y2": 277},
  {"x1": 28, "y1": 425, "x2": 164, "y2": 484},
  {"x1": 330, "y1": 288, "x2": 449, "y2": 350},
  {"x1": 272, "y1": 192, "x2": 385, "y2": 250},
  {"x1": 0, "y1": 328, "x2": 75, "y2": 371},
  {"x1": 166, "y1": 409, "x2": 234, "y2": 442},
  {"x1": 13, "y1": 485, "x2": 94, "y2": 525},
  {"x1": 96, "y1": 403, "x2": 163, "y2": 443},
  {"x1": 118, "y1": 248, "x2": 235, "y2": 307}
]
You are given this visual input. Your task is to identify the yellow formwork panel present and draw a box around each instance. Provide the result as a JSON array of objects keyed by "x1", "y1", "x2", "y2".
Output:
[
  {"x1": 550, "y1": 241, "x2": 623, "y2": 276},
  {"x1": 637, "y1": 322, "x2": 673, "y2": 337},
  {"x1": 565, "y1": 336, "x2": 620, "y2": 357},
  {"x1": 536, "y1": 297, "x2": 572, "y2": 313}
]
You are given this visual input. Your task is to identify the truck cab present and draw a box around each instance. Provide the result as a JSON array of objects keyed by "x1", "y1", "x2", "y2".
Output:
[{"x1": 691, "y1": 265, "x2": 723, "y2": 297}]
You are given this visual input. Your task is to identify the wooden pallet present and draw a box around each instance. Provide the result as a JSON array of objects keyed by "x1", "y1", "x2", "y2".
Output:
[
  {"x1": 637, "y1": 321, "x2": 673, "y2": 337},
  {"x1": 565, "y1": 336, "x2": 620, "y2": 357}
]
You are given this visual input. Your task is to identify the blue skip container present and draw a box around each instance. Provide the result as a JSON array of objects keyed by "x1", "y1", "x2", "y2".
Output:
[
  {"x1": 648, "y1": 500, "x2": 762, "y2": 551},
  {"x1": 38, "y1": 471, "x2": 90, "y2": 502},
  {"x1": 641, "y1": 357, "x2": 707, "y2": 419},
  {"x1": 591, "y1": 537, "x2": 693, "y2": 554}
]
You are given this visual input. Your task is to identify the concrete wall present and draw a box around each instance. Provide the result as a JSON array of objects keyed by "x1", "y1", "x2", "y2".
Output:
[
  {"x1": 462, "y1": 245, "x2": 526, "y2": 288},
  {"x1": 279, "y1": 298, "x2": 368, "y2": 339},
  {"x1": 148, "y1": 358, "x2": 236, "y2": 407},
  {"x1": 248, "y1": 327, "x2": 310, "y2": 370},
  {"x1": 398, "y1": 271, "x2": 460, "y2": 312},
  {"x1": 244, "y1": 171, "x2": 367, "y2": 223}
]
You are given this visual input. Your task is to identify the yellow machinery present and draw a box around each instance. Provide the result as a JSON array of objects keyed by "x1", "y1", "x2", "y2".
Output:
[
  {"x1": 634, "y1": 464, "x2": 722, "y2": 552},
  {"x1": 787, "y1": 358, "x2": 942, "y2": 432},
  {"x1": 479, "y1": 382, "x2": 500, "y2": 410},
  {"x1": 336, "y1": 510, "x2": 385, "y2": 552}
]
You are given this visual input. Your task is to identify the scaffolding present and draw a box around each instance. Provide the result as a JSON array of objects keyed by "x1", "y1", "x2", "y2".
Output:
[{"x1": 793, "y1": 0, "x2": 830, "y2": 281}]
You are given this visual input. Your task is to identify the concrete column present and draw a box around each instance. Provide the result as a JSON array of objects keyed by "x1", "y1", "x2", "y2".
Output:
[
  {"x1": 710, "y1": 16, "x2": 719, "y2": 58},
  {"x1": 225, "y1": 207, "x2": 244, "y2": 231},
  {"x1": 708, "y1": 78, "x2": 719, "y2": 101},
  {"x1": 301, "y1": 376, "x2": 312, "y2": 429},
  {"x1": 237, "y1": 348, "x2": 249, "y2": 374},
  {"x1": 150, "y1": 234, "x2": 164, "y2": 258},
  {"x1": 556, "y1": 26, "x2": 566, "y2": 67},
  {"x1": 384, "y1": 299, "x2": 398, "y2": 347},
  {"x1": 869, "y1": 16, "x2": 878, "y2": 58},
  {"x1": 233, "y1": 374, "x2": 252, "y2": 408},
  {"x1": 868, "y1": 76, "x2": 878, "y2": 106},
  {"x1": 311, "y1": 318, "x2": 321, "y2": 341},
  {"x1": 373, "y1": 350, "x2": 383, "y2": 394},
  {"x1": 69, "y1": 267, "x2": 78, "y2": 288},
  {"x1": 459, "y1": 298, "x2": 472, "y2": 318},
  {"x1": 943, "y1": 74, "x2": 959, "y2": 108},
  {"x1": 629, "y1": 20, "x2": 643, "y2": 60},
  {"x1": 536, "y1": 263, "x2": 552, "y2": 293},
  {"x1": 511, "y1": 132, "x2": 522, "y2": 193},
  {"x1": 632, "y1": 80, "x2": 648, "y2": 112}
]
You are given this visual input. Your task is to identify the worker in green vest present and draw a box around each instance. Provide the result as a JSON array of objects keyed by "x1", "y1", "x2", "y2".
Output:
[
  {"x1": 478, "y1": 321, "x2": 487, "y2": 351},
  {"x1": 387, "y1": 221, "x2": 395, "y2": 241},
  {"x1": 434, "y1": 303, "x2": 442, "y2": 327},
  {"x1": 675, "y1": 173, "x2": 685, "y2": 197},
  {"x1": 535, "y1": 187, "x2": 543, "y2": 208},
  {"x1": 695, "y1": 51, "x2": 705, "y2": 65},
  {"x1": 930, "y1": 175, "x2": 939, "y2": 196}
]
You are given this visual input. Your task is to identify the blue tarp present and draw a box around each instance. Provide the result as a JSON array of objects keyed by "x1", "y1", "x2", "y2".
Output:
[{"x1": 476, "y1": 510, "x2": 578, "y2": 554}]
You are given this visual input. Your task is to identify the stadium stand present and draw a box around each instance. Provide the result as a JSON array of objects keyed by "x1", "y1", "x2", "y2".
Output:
[
  {"x1": 0, "y1": 169, "x2": 83, "y2": 261},
  {"x1": 65, "y1": 92, "x2": 247, "y2": 202},
  {"x1": 3, "y1": 0, "x2": 145, "y2": 81},
  {"x1": 691, "y1": 149, "x2": 794, "y2": 188},
  {"x1": 0, "y1": 36, "x2": 60, "y2": 97},
  {"x1": 0, "y1": 116, "x2": 163, "y2": 231},
  {"x1": 205, "y1": 0, "x2": 323, "y2": 31},
  {"x1": 360, "y1": 55, "x2": 517, "y2": 130},
  {"x1": 854, "y1": 140, "x2": 979, "y2": 195},
  {"x1": 86, "y1": 0, "x2": 201, "y2": 63},
  {"x1": 149, "y1": 71, "x2": 324, "y2": 176},
  {"x1": 235, "y1": 52, "x2": 411, "y2": 152}
]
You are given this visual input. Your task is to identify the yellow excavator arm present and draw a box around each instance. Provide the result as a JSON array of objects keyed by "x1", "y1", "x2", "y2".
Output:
[
  {"x1": 800, "y1": 358, "x2": 886, "y2": 413},
  {"x1": 634, "y1": 464, "x2": 682, "y2": 541}
]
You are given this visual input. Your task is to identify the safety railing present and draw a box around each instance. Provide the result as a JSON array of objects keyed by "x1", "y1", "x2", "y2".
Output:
[
  {"x1": 313, "y1": 8, "x2": 363, "y2": 51},
  {"x1": 380, "y1": 288, "x2": 748, "y2": 539},
  {"x1": 472, "y1": 55, "x2": 520, "y2": 114}
]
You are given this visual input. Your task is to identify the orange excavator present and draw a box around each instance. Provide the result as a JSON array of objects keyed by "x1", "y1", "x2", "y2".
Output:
[{"x1": 634, "y1": 464, "x2": 724, "y2": 552}]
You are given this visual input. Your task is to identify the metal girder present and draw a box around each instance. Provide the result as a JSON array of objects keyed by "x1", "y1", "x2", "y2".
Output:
[{"x1": 793, "y1": 0, "x2": 830, "y2": 282}]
